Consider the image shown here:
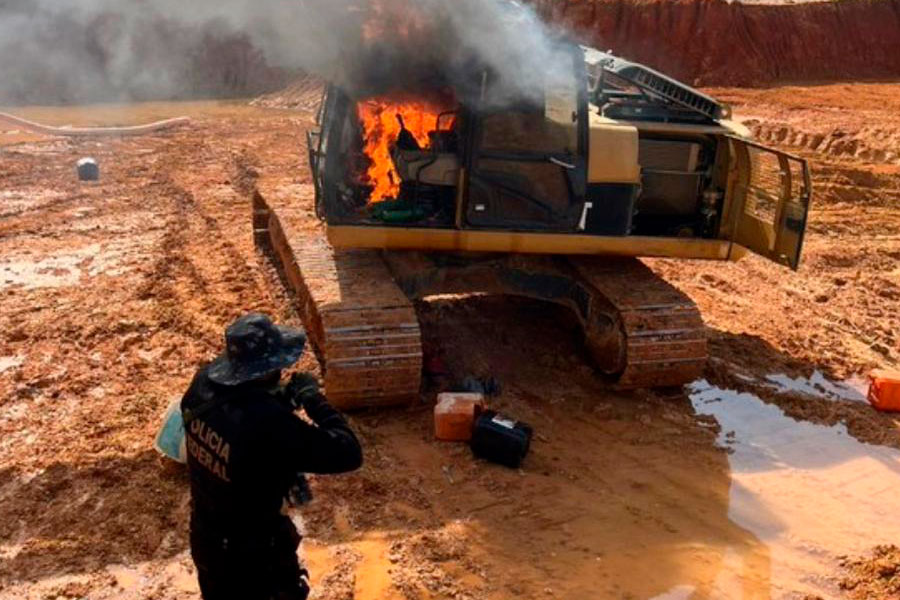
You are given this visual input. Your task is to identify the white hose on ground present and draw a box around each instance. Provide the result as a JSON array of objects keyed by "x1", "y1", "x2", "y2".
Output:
[{"x1": 0, "y1": 111, "x2": 190, "y2": 137}]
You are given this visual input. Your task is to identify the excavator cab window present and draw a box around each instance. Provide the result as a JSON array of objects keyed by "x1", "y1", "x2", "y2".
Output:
[{"x1": 465, "y1": 46, "x2": 587, "y2": 231}]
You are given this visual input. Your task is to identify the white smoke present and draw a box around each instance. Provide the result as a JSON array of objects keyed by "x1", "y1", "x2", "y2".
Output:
[
  {"x1": 304, "y1": 0, "x2": 576, "y2": 103},
  {"x1": 0, "y1": 0, "x2": 294, "y2": 104},
  {"x1": 0, "y1": 0, "x2": 572, "y2": 105}
]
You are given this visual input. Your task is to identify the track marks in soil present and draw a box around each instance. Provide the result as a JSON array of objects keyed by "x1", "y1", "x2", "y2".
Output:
[
  {"x1": 0, "y1": 114, "x2": 309, "y2": 594},
  {"x1": 748, "y1": 120, "x2": 900, "y2": 166}
]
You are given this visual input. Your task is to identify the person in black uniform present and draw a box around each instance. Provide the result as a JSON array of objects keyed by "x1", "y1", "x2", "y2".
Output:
[{"x1": 181, "y1": 313, "x2": 362, "y2": 600}]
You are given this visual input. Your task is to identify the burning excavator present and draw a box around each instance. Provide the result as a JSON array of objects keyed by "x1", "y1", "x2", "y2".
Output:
[{"x1": 252, "y1": 43, "x2": 811, "y2": 408}]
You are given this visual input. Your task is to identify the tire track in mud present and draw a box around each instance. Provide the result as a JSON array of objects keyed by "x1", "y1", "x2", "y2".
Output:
[
  {"x1": 0, "y1": 125, "x2": 297, "y2": 590},
  {"x1": 134, "y1": 137, "x2": 286, "y2": 359},
  {"x1": 0, "y1": 121, "x2": 314, "y2": 594},
  {"x1": 0, "y1": 137, "x2": 199, "y2": 591},
  {"x1": 135, "y1": 175, "x2": 219, "y2": 351},
  {"x1": 0, "y1": 190, "x2": 88, "y2": 224}
]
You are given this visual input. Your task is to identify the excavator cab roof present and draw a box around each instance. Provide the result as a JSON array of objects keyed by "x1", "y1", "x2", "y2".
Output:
[{"x1": 583, "y1": 47, "x2": 730, "y2": 124}]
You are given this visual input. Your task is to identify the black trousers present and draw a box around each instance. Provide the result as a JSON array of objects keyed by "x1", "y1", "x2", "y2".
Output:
[{"x1": 191, "y1": 515, "x2": 309, "y2": 600}]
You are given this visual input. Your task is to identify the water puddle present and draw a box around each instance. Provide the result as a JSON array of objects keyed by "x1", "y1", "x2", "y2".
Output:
[
  {"x1": 765, "y1": 370, "x2": 869, "y2": 403},
  {"x1": 0, "y1": 239, "x2": 145, "y2": 290},
  {"x1": 650, "y1": 584, "x2": 697, "y2": 600},
  {"x1": 0, "y1": 355, "x2": 24, "y2": 374},
  {"x1": 0, "y1": 189, "x2": 68, "y2": 218},
  {"x1": 690, "y1": 379, "x2": 900, "y2": 598},
  {"x1": 0, "y1": 244, "x2": 99, "y2": 289}
]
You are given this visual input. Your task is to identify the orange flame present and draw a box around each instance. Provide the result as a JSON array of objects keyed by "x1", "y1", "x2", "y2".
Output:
[{"x1": 357, "y1": 97, "x2": 452, "y2": 203}]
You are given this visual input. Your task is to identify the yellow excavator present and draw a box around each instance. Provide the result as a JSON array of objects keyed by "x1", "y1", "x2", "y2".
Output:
[{"x1": 252, "y1": 43, "x2": 811, "y2": 408}]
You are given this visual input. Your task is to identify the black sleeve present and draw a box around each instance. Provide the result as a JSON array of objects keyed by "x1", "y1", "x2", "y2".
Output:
[
  {"x1": 180, "y1": 369, "x2": 205, "y2": 412},
  {"x1": 268, "y1": 395, "x2": 363, "y2": 475}
]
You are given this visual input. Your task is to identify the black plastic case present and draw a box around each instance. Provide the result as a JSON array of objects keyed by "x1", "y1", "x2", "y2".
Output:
[{"x1": 470, "y1": 410, "x2": 533, "y2": 468}]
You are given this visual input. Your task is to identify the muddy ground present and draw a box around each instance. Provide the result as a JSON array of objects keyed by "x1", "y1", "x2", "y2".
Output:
[{"x1": 0, "y1": 84, "x2": 898, "y2": 599}]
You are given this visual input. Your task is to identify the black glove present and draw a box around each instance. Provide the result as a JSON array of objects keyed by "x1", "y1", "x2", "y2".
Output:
[
  {"x1": 284, "y1": 372, "x2": 320, "y2": 410},
  {"x1": 286, "y1": 373, "x2": 345, "y2": 428},
  {"x1": 288, "y1": 472, "x2": 313, "y2": 506}
]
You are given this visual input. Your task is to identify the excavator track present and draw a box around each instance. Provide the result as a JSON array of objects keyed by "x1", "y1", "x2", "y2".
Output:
[
  {"x1": 253, "y1": 183, "x2": 422, "y2": 408},
  {"x1": 570, "y1": 257, "x2": 707, "y2": 388},
  {"x1": 382, "y1": 252, "x2": 706, "y2": 389}
]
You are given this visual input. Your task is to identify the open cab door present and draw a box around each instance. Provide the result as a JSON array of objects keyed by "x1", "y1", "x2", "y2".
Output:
[
  {"x1": 307, "y1": 86, "x2": 332, "y2": 219},
  {"x1": 724, "y1": 137, "x2": 811, "y2": 270}
]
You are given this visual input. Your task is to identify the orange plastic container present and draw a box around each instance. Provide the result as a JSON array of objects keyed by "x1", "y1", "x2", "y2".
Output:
[
  {"x1": 434, "y1": 393, "x2": 485, "y2": 441},
  {"x1": 868, "y1": 370, "x2": 900, "y2": 412}
]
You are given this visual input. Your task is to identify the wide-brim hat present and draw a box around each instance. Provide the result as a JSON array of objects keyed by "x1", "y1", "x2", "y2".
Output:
[{"x1": 208, "y1": 313, "x2": 307, "y2": 386}]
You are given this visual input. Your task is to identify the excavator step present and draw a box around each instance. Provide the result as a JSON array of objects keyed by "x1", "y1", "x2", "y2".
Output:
[{"x1": 254, "y1": 183, "x2": 422, "y2": 408}]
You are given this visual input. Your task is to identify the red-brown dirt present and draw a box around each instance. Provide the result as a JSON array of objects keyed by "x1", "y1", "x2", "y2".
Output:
[{"x1": 840, "y1": 545, "x2": 900, "y2": 600}]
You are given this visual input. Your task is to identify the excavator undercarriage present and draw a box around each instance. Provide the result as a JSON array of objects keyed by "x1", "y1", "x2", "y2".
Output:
[{"x1": 253, "y1": 183, "x2": 705, "y2": 408}]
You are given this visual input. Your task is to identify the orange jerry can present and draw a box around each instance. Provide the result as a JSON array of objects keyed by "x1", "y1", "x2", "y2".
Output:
[
  {"x1": 868, "y1": 370, "x2": 900, "y2": 412},
  {"x1": 434, "y1": 393, "x2": 485, "y2": 441}
]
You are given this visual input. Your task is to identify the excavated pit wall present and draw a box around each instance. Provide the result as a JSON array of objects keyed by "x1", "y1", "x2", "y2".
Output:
[{"x1": 534, "y1": 0, "x2": 900, "y2": 86}]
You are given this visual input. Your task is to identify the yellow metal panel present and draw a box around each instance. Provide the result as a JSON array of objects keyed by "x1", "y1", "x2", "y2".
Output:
[
  {"x1": 618, "y1": 119, "x2": 751, "y2": 138},
  {"x1": 588, "y1": 114, "x2": 641, "y2": 184},
  {"x1": 719, "y1": 119, "x2": 752, "y2": 138},
  {"x1": 327, "y1": 225, "x2": 738, "y2": 261}
]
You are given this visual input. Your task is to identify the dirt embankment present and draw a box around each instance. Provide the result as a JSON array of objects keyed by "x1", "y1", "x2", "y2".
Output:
[{"x1": 535, "y1": 0, "x2": 900, "y2": 86}]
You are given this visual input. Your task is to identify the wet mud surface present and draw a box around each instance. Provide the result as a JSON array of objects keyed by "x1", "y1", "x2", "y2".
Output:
[{"x1": 0, "y1": 88, "x2": 898, "y2": 598}]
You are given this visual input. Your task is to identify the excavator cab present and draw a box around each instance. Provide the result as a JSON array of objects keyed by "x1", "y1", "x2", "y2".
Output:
[
  {"x1": 464, "y1": 45, "x2": 588, "y2": 233},
  {"x1": 308, "y1": 43, "x2": 811, "y2": 270}
]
